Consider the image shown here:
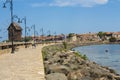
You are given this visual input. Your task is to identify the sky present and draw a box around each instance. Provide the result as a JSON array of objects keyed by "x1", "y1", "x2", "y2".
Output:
[{"x1": 0, "y1": 0, "x2": 120, "y2": 41}]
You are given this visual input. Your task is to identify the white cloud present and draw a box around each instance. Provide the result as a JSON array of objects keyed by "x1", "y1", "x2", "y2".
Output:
[
  {"x1": 31, "y1": 0, "x2": 109, "y2": 7},
  {"x1": 49, "y1": 0, "x2": 78, "y2": 7},
  {"x1": 79, "y1": 0, "x2": 109, "y2": 7},
  {"x1": 31, "y1": 3, "x2": 47, "y2": 7}
]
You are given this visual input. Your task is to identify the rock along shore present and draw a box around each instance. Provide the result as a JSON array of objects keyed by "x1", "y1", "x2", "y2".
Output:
[{"x1": 42, "y1": 42, "x2": 120, "y2": 80}]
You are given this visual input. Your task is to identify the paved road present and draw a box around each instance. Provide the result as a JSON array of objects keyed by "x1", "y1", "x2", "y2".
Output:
[{"x1": 0, "y1": 44, "x2": 45, "y2": 80}]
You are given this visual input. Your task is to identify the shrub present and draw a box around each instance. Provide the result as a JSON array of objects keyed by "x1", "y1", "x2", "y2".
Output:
[
  {"x1": 82, "y1": 54, "x2": 88, "y2": 60},
  {"x1": 74, "y1": 51, "x2": 88, "y2": 60},
  {"x1": 62, "y1": 41, "x2": 67, "y2": 50},
  {"x1": 109, "y1": 37, "x2": 116, "y2": 42}
]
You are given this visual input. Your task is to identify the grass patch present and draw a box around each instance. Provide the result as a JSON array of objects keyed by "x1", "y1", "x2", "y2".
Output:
[
  {"x1": 74, "y1": 51, "x2": 88, "y2": 60},
  {"x1": 42, "y1": 44, "x2": 65, "y2": 59}
]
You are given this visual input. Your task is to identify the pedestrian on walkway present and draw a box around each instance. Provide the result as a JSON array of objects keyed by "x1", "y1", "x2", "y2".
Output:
[{"x1": 32, "y1": 40, "x2": 35, "y2": 48}]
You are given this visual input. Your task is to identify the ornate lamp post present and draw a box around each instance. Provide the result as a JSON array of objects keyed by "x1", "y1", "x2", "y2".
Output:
[
  {"x1": 54, "y1": 32, "x2": 57, "y2": 43},
  {"x1": 35, "y1": 31, "x2": 38, "y2": 36},
  {"x1": 3, "y1": 0, "x2": 14, "y2": 53},
  {"x1": 3, "y1": 0, "x2": 13, "y2": 23},
  {"x1": 40, "y1": 28, "x2": 44, "y2": 44},
  {"x1": 26, "y1": 27, "x2": 31, "y2": 36},
  {"x1": 18, "y1": 17, "x2": 27, "y2": 48},
  {"x1": 47, "y1": 30, "x2": 51, "y2": 36},
  {"x1": 31, "y1": 25, "x2": 35, "y2": 45}
]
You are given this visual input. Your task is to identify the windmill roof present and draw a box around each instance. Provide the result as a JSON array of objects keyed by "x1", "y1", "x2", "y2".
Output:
[{"x1": 8, "y1": 22, "x2": 22, "y2": 30}]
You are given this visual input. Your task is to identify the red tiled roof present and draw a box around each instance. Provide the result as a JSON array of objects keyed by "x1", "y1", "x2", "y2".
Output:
[
  {"x1": 113, "y1": 32, "x2": 120, "y2": 35},
  {"x1": 105, "y1": 32, "x2": 113, "y2": 35}
]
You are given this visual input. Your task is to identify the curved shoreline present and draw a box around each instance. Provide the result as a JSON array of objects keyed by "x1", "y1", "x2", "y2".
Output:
[
  {"x1": 71, "y1": 41, "x2": 120, "y2": 48},
  {"x1": 42, "y1": 42, "x2": 120, "y2": 80},
  {"x1": 73, "y1": 43, "x2": 120, "y2": 74},
  {"x1": 68, "y1": 41, "x2": 120, "y2": 52}
]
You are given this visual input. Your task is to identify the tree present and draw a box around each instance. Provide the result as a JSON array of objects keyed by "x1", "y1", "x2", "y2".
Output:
[
  {"x1": 97, "y1": 31, "x2": 106, "y2": 40},
  {"x1": 67, "y1": 33, "x2": 75, "y2": 38},
  {"x1": 109, "y1": 37, "x2": 116, "y2": 42}
]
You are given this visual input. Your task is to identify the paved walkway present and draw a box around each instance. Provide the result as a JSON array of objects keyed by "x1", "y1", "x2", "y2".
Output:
[{"x1": 0, "y1": 44, "x2": 46, "y2": 80}]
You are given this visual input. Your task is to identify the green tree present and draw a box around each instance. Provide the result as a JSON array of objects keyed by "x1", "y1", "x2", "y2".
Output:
[
  {"x1": 68, "y1": 33, "x2": 75, "y2": 38},
  {"x1": 62, "y1": 41, "x2": 67, "y2": 50},
  {"x1": 109, "y1": 37, "x2": 116, "y2": 42},
  {"x1": 97, "y1": 31, "x2": 106, "y2": 40}
]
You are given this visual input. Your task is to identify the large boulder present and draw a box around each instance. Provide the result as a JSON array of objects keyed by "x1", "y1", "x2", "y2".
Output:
[
  {"x1": 46, "y1": 73, "x2": 68, "y2": 80},
  {"x1": 67, "y1": 70, "x2": 83, "y2": 80},
  {"x1": 48, "y1": 64, "x2": 71, "y2": 75}
]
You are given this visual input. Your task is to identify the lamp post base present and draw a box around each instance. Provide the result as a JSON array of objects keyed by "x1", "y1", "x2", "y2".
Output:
[
  {"x1": 25, "y1": 45, "x2": 27, "y2": 48},
  {"x1": 11, "y1": 47, "x2": 14, "y2": 53}
]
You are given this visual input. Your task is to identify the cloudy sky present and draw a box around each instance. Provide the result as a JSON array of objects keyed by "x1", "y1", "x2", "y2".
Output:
[{"x1": 0, "y1": 0, "x2": 120, "y2": 40}]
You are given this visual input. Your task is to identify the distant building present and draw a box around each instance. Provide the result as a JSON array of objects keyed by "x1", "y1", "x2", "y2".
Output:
[
  {"x1": 8, "y1": 22, "x2": 22, "y2": 41},
  {"x1": 112, "y1": 32, "x2": 120, "y2": 40},
  {"x1": 77, "y1": 33, "x2": 99, "y2": 42},
  {"x1": 105, "y1": 32, "x2": 113, "y2": 40},
  {"x1": 70, "y1": 35, "x2": 77, "y2": 42}
]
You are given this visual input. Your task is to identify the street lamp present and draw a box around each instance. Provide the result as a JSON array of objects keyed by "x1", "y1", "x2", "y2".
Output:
[
  {"x1": 54, "y1": 32, "x2": 57, "y2": 43},
  {"x1": 40, "y1": 28, "x2": 44, "y2": 44},
  {"x1": 26, "y1": 27, "x2": 30, "y2": 36},
  {"x1": 35, "y1": 31, "x2": 38, "y2": 36},
  {"x1": 47, "y1": 30, "x2": 51, "y2": 36},
  {"x1": 3, "y1": 0, "x2": 13, "y2": 23},
  {"x1": 3, "y1": 0, "x2": 14, "y2": 53},
  {"x1": 18, "y1": 17, "x2": 27, "y2": 48},
  {"x1": 0, "y1": 29, "x2": 2, "y2": 43},
  {"x1": 35, "y1": 31, "x2": 39, "y2": 43},
  {"x1": 31, "y1": 25, "x2": 35, "y2": 45}
]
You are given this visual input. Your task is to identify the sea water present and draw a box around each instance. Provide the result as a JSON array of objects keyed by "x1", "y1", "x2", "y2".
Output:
[{"x1": 73, "y1": 44, "x2": 120, "y2": 74}]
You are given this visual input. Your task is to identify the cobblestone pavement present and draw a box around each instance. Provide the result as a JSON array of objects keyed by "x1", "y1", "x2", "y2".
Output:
[{"x1": 0, "y1": 44, "x2": 45, "y2": 80}]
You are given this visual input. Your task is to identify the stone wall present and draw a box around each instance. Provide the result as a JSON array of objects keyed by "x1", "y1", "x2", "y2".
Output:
[{"x1": 42, "y1": 44, "x2": 120, "y2": 80}]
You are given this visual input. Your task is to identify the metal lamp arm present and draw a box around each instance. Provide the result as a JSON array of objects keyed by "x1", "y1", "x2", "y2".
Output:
[
  {"x1": 13, "y1": 15, "x2": 20, "y2": 22},
  {"x1": 3, "y1": 0, "x2": 11, "y2": 6},
  {"x1": 21, "y1": 18, "x2": 25, "y2": 22}
]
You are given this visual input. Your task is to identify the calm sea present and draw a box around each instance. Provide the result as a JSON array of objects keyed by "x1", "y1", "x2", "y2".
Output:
[{"x1": 73, "y1": 44, "x2": 120, "y2": 74}]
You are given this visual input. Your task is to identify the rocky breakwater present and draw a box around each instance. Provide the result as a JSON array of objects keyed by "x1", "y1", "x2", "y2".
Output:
[{"x1": 42, "y1": 44, "x2": 120, "y2": 80}]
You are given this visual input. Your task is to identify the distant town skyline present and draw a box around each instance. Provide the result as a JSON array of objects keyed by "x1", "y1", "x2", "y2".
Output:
[{"x1": 0, "y1": 0, "x2": 120, "y2": 41}]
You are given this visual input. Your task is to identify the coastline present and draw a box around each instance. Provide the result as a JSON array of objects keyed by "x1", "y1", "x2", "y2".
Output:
[{"x1": 42, "y1": 41, "x2": 120, "y2": 80}]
